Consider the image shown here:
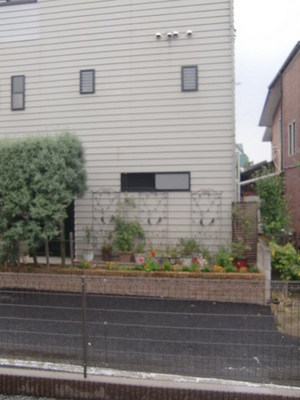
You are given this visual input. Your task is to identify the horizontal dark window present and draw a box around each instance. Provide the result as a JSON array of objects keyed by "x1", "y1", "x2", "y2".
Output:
[
  {"x1": 121, "y1": 172, "x2": 190, "y2": 192},
  {"x1": 0, "y1": 0, "x2": 37, "y2": 6}
]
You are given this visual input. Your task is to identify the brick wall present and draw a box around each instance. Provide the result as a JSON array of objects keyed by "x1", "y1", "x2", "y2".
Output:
[
  {"x1": 281, "y1": 49, "x2": 300, "y2": 235},
  {"x1": 0, "y1": 370, "x2": 298, "y2": 400},
  {"x1": 285, "y1": 166, "x2": 300, "y2": 234},
  {"x1": 0, "y1": 271, "x2": 266, "y2": 305}
]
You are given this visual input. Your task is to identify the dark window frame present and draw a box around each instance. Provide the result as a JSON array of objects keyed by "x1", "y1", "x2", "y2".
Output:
[
  {"x1": 80, "y1": 69, "x2": 95, "y2": 95},
  {"x1": 121, "y1": 172, "x2": 191, "y2": 192},
  {"x1": 288, "y1": 121, "x2": 296, "y2": 156},
  {"x1": 11, "y1": 75, "x2": 25, "y2": 111},
  {"x1": 181, "y1": 65, "x2": 198, "y2": 92},
  {"x1": 0, "y1": 0, "x2": 37, "y2": 6}
]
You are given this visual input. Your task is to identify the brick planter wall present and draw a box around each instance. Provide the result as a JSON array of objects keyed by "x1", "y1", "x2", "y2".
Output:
[{"x1": 0, "y1": 271, "x2": 266, "y2": 305}]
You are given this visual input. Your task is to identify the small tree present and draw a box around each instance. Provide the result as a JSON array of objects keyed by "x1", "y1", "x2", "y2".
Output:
[
  {"x1": 255, "y1": 167, "x2": 290, "y2": 235},
  {"x1": 0, "y1": 133, "x2": 86, "y2": 264}
]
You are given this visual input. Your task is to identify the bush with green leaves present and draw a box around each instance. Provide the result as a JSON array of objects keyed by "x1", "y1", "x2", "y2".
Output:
[
  {"x1": 214, "y1": 247, "x2": 232, "y2": 269},
  {"x1": 255, "y1": 167, "x2": 290, "y2": 235},
  {"x1": 269, "y1": 241, "x2": 300, "y2": 280},
  {"x1": 0, "y1": 133, "x2": 86, "y2": 263},
  {"x1": 110, "y1": 216, "x2": 145, "y2": 253},
  {"x1": 178, "y1": 238, "x2": 200, "y2": 256}
]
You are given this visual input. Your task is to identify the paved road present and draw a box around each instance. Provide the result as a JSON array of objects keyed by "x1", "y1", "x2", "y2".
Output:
[{"x1": 0, "y1": 289, "x2": 299, "y2": 386}]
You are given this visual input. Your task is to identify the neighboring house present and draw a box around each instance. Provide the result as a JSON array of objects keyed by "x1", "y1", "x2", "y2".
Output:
[
  {"x1": 260, "y1": 42, "x2": 300, "y2": 235},
  {"x1": 0, "y1": 0, "x2": 235, "y2": 256}
]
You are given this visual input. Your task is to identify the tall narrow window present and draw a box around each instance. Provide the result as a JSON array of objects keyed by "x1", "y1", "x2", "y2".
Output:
[
  {"x1": 288, "y1": 122, "x2": 296, "y2": 156},
  {"x1": 80, "y1": 70, "x2": 95, "y2": 94},
  {"x1": 181, "y1": 66, "x2": 198, "y2": 92},
  {"x1": 11, "y1": 75, "x2": 25, "y2": 111}
]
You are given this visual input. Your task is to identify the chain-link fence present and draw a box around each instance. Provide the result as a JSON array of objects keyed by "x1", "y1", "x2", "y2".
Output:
[{"x1": 0, "y1": 277, "x2": 299, "y2": 387}]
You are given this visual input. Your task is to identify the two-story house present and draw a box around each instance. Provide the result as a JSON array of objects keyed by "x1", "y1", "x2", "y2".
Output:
[
  {"x1": 260, "y1": 42, "x2": 300, "y2": 236},
  {"x1": 0, "y1": 0, "x2": 235, "y2": 256}
]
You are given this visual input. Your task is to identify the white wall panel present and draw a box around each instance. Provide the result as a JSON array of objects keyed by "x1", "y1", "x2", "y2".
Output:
[{"x1": 0, "y1": 0, "x2": 235, "y2": 251}]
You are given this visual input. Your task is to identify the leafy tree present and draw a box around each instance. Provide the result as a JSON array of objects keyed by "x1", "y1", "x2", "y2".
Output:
[
  {"x1": 0, "y1": 133, "x2": 86, "y2": 264},
  {"x1": 255, "y1": 167, "x2": 290, "y2": 235}
]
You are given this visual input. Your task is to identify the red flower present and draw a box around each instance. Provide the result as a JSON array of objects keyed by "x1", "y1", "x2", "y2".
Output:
[
  {"x1": 192, "y1": 257, "x2": 197, "y2": 263},
  {"x1": 143, "y1": 262, "x2": 146, "y2": 267},
  {"x1": 156, "y1": 259, "x2": 160, "y2": 264},
  {"x1": 152, "y1": 250, "x2": 155, "y2": 257}
]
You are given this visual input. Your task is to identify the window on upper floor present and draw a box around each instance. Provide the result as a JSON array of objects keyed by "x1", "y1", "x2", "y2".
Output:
[
  {"x1": 80, "y1": 70, "x2": 95, "y2": 94},
  {"x1": 181, "y1": 66, "x2": 198, "y2": 92},
  {"x1": 11, "y1": 75, "x2": 25, "y2": 111},
  {"x1": 121, "y1": 172, "x2": 190, "y2": 192},
  {"x1": 288, "y1": 121, "x2": 296, "y2": 156},
  {"x1": 0, "y1": 0, "x2": 37, "y2": 6}
]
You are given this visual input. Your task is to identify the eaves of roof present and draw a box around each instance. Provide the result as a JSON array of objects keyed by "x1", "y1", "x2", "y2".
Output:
[{"x1": 259, "y1": 41, "x2": 300, "y2": 128}]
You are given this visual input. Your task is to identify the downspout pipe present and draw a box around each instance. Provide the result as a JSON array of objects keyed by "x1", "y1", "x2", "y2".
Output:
[{"x1": 280, "y1": 73, "x2": 283, "y2": 172}]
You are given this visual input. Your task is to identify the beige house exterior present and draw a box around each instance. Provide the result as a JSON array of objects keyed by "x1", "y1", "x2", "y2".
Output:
[{"x1": 0, "y1": 0, "x2": 236, "y2": 256}]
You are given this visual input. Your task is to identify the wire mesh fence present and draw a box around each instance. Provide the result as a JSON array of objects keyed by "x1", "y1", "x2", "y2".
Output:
[{"x1": 0, "y1": 276, "x2": 299, "y2": 387}]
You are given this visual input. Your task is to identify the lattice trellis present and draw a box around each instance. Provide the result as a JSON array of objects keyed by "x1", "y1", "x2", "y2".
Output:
[
  {"x1": 92, "y1": 188, "x2": 223, "y2": 250},
  {"x1": 136, "y1": 192, "x2": 168, "y2": 248},
  {"x1": 92, "y1": 189, "x2": 168, "y2": 248},
  {"x1": 191, "y1": 189, "x2": 222, "y2": 250},
  {"x1": 92, "y1": 188, "x2": 120, "y2": 244}
]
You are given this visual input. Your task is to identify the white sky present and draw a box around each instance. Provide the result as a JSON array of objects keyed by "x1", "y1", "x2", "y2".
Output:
[{"x1": 234, "y1": 0, "x2": 300, "y2": 164}]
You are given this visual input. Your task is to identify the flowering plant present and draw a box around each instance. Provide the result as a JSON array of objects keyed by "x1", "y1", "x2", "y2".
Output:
[{"x1": 142, "y1": 251, "x2": 161, "y2": 272}]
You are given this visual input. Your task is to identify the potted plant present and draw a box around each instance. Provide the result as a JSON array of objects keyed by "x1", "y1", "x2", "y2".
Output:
[
  {"x1": 231, "y1": 240, "x2": 250, "y2": 269},
  {"x1": 134, "y1": 242, "x2": 146, "y2": 264},
  {"x1": 178, "y1": 238, "x2": 200, "y2": 267},
  {"x1": 82, "y1": 226, "x2": 94, "y2": 261},
  {"x1": 101, "y1": 243, "x2": 112, "y2": 261},
  {"x1": 110, "y1": 216, "x2": 145, "y2": 263},
  {"x1": 163, "y1": 244, "x2": 178, "y2": 265}
]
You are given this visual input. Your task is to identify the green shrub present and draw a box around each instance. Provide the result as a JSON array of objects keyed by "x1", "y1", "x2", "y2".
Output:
[
  {"x1": 214, "y1": 247, "x2": 232, "y2": 269},
  {"x1": 255, "y1": 167, "x2": 290, "y2": 234},
  {"x1": 178, "y1": 238, "x2": 200, "y2": 256},
  {"x1": 110, "y1": 216, "x2": 145, "y2": 253},
  {"x1": 269, "y1": 241, "x2": 300, "y2": 280}
]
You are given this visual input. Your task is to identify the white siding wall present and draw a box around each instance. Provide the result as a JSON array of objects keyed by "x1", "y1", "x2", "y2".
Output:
[{"x1": 0, "y1": 0, "x2": 235, "y2": 253}]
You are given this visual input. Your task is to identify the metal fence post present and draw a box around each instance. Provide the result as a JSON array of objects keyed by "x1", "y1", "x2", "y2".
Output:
[{"x1": 81, "y1": 275, "x2": 88, "y2": 378}]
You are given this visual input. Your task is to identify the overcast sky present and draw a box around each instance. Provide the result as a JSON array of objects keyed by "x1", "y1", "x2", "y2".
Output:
[{"x1": 234, "y1": 0, "x2": 300, "y2": 164}]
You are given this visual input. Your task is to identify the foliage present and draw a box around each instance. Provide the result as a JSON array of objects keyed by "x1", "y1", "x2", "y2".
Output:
[
  {"x1": 231, "y1": 239, "x2": 250, "y2": 259},
  {"x1": 135, "y1": 242, "x2": 145, "y2": 254},
  {"x1": 110, "y1": 216, "x2": 145, "y2": 253},
  {"x1": 101, "y1": 243, "x2": 112, "y2": 252},
  {"x1": 0, "y1": 133, "x2": 86, "y2": 263},
  {"x1": 255, "y1": 167, "x2": 290, "y2": 234},
  {"x1": 84, "y1": 226, "x2": 93, "y2": 245},
  {"x1": 269, "y1": 241, "x2": 300, "y2": 280},
  {"x1": 162, "y1": 260, "x2": 172, "y2": 271},
  {"x1": 163, "y1": 244, "x2": 178, "y2": 259},
  {"x1": 178, "y1": 238, "x2": 200, "y2": 256},
  {"x1": 142, "y1": 255, "x2": 160, "y2": 272},
  {"x1": 214, "y1": 247, "x2": 232, "y2": 269}
]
